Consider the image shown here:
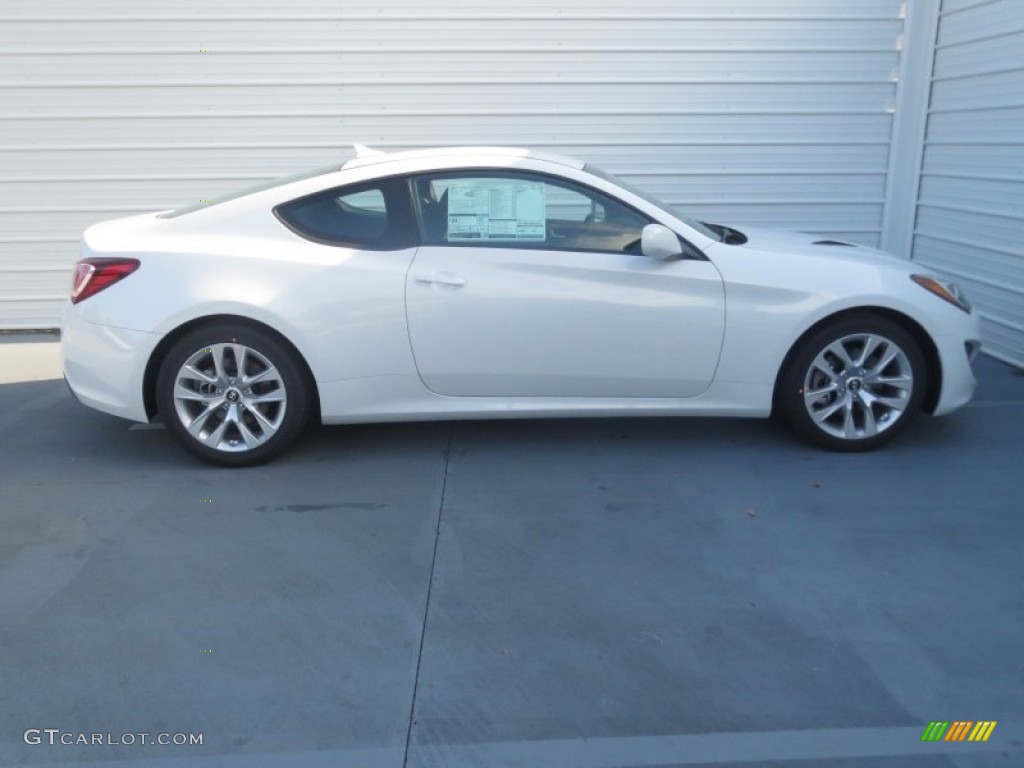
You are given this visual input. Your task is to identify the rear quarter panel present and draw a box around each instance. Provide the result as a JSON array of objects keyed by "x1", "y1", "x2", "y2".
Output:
[{"x1": 77, "y1": 209, "x2": 419, "y2": 385}]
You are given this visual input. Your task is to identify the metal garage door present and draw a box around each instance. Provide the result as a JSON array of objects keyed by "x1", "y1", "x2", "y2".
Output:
[
  {"x1": 1, "y1": 0, "x2": 906, "y2": 329},
  {"x1": 912, "y1": 0, "x2": 1024, "y2": 365}
]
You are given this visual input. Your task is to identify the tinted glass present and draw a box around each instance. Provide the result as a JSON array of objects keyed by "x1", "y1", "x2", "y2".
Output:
[
  {"x1": 276, "y1": 182, "x2": 412, "y2": 249},
  {"x1": 583, "y1": 164, "x2": 719, "y2": 241}
]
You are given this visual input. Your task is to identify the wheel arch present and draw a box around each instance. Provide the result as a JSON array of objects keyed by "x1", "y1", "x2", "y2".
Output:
[
  {"x1": 143, "y1": 314, "x2": 320, "y2": 422},
  {"x1": 771, "y1": 306, "x2": 942, "y2": 416}
]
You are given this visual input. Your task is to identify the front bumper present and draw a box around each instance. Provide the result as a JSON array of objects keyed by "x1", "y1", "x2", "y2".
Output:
[
  {"x1": 60, "y1": 305, "x2": 158, "y2": 423},
  {"x1": 930, "y1": 313, "x2": 982, "y2": 417}
]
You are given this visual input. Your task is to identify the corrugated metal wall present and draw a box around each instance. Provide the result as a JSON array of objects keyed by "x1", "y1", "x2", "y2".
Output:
[
  {"x1": 912, "y1": 0, "x2": 1024, "y2": 365},
  {"x1": 2, "y1": 0, "x2": 905, "y2": 328}
]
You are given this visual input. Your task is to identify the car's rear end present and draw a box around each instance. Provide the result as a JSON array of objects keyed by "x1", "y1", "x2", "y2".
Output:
[{"x1": 60, "y1": 214, "x2": 167, "y2": 423}]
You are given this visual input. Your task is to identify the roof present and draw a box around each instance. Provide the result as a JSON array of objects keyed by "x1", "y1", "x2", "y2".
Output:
[{"x1": 341, "y1": 145, "x2": 586, "y2": 171}]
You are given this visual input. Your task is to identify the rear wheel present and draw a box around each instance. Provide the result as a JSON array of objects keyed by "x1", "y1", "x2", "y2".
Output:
[
  {"x1": 778, "y1": 314, "x2": 927, "y2": 451},
  {"x1": 156, "y1": 323, "x2": 311, "y2": 466}
]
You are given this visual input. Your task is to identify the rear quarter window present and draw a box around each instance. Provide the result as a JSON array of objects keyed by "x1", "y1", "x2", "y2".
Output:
[{"x1": 274, "y1": 178, "x2": 417, "y2": 250}]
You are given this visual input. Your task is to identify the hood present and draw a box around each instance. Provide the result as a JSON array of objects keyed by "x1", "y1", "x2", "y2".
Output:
[{"x1": 718, "y1": 225, "x2": 905, "y2": 269}]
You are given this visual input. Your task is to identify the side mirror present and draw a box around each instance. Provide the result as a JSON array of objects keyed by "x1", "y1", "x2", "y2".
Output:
[{"x1": 640, "y1": 223, "x2": 684, "y2": 260}]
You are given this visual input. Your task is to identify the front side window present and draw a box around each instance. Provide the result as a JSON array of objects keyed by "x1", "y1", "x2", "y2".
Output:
[
  {"x1": 412, "y1": 171, "x2": 651, "y2": 254},
  {"x1": 584, "y1": 163, "x2": 719, "y2": 242},
  {"x1": 274, "y1": 179, "x2": 414, "y2": 249}
]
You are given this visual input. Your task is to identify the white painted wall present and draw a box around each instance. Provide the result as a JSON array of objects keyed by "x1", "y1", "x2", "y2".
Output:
[
  {"x1": 910, "y1": 0, "x2": 1024, "y2": 366},
  {"x1": 7, "y1": 1, "x2": 1019, "y2": 360},
  {"x1": 0, "y1": 0, "x2": 907, "y2": 328},
  {"x1": 5, "y1": 0, "x2": 1013, "y2": 368}
]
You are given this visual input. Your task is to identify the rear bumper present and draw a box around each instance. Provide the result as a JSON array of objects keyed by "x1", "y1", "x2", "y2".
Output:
[{"x1": 60, "y1": 304, "x2": 157, "y2": 423}]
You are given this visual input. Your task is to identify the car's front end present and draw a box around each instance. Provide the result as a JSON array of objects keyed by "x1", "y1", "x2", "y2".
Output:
[{"x1": 702, "y1": 226, "x2": 981, "y2": 439}]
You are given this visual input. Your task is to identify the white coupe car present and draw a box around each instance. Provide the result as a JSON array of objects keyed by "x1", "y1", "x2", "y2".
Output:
[{"x1": 61, "y1": 146, "x2": 981, "y2": 466}]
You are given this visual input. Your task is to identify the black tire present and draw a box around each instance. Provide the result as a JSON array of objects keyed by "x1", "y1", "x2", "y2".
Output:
[
  {"x1": 778, "y1": 313, "x2": 927, "y2": 451},
  {"x1": 156, "y1": 323, "x2": 312, "y2": 466}
]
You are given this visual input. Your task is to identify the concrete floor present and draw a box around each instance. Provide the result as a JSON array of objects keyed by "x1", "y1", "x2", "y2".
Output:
[{"x1": 0, "y1": 336, "x2": 1021, "y2": 767}]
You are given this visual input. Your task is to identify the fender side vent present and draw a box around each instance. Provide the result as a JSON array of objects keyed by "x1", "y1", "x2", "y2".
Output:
[{"x1": 813, "y1": 239, "x2": 857, "y2": 247}]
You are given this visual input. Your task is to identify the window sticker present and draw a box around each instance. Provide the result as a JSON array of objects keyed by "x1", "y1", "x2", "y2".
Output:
[{"x1": 446, "y1": 180, "x2": 546, "y2": 242}]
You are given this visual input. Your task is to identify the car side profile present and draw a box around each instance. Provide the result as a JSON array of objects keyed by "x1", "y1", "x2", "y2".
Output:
[{"x1": 61, "y1": 146, "x2": 981, "y2": 465}]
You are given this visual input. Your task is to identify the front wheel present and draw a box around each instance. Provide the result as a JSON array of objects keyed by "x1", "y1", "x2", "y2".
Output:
[
  {"x1": 156, "y1": 323, "x2": 311, "y2": 466},
  {"x1": 778, "y1": 315, "x2": 927, "y2": 451}
]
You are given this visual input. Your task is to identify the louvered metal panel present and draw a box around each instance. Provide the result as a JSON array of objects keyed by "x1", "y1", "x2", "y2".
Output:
[
  {"x1": 0, "y1": 0, "x2": 906, "y2": 328},
  {"x1": 913, "y1": 0, "x2": 1024, "y2": 365}
]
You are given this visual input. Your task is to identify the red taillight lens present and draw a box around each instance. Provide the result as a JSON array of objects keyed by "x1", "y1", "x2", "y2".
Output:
[{"x1": 70, "y1": 257, "x2": 140, "y2": 304}]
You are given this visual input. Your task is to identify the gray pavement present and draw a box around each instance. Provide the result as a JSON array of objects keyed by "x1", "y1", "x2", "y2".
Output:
[{"x1": 0, "y1": 337, "x2": 1021, "y2": 767}]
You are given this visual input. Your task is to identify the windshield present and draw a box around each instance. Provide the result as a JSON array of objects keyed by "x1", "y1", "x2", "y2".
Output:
[
  {"x1": 157, "y1": 164, "x2": 341, "y2": 219},
  {"x1": 584, "y1": 164, "x2": 720, "y2": 241}
]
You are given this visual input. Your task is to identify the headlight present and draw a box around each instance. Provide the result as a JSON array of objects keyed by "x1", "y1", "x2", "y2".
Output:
[{"x1": 911, "y1": 274, "x2": 971, "y2": 313}]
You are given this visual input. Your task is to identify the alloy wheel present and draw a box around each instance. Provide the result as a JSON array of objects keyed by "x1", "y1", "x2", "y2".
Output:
[
  {"x1": 802, "y1": 333, "x2": 915, "y2": 440},
  {"x1": 171, "y1": 342, "x2": 288, "y2": 452}
]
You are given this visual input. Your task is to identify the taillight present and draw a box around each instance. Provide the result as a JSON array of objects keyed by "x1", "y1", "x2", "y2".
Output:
[{"x1": 70, "y1": 257, "x2": 140, "y2": 304}]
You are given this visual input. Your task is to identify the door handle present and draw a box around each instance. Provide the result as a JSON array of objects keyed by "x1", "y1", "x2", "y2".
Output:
[{"x1": 413, "y1": 272, "x2": 467, "y2": 288}]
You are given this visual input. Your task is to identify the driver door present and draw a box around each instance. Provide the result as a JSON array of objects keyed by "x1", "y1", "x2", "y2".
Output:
[{"x1": 404, "y1": 171, "x2": 725, "y2": 398}]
